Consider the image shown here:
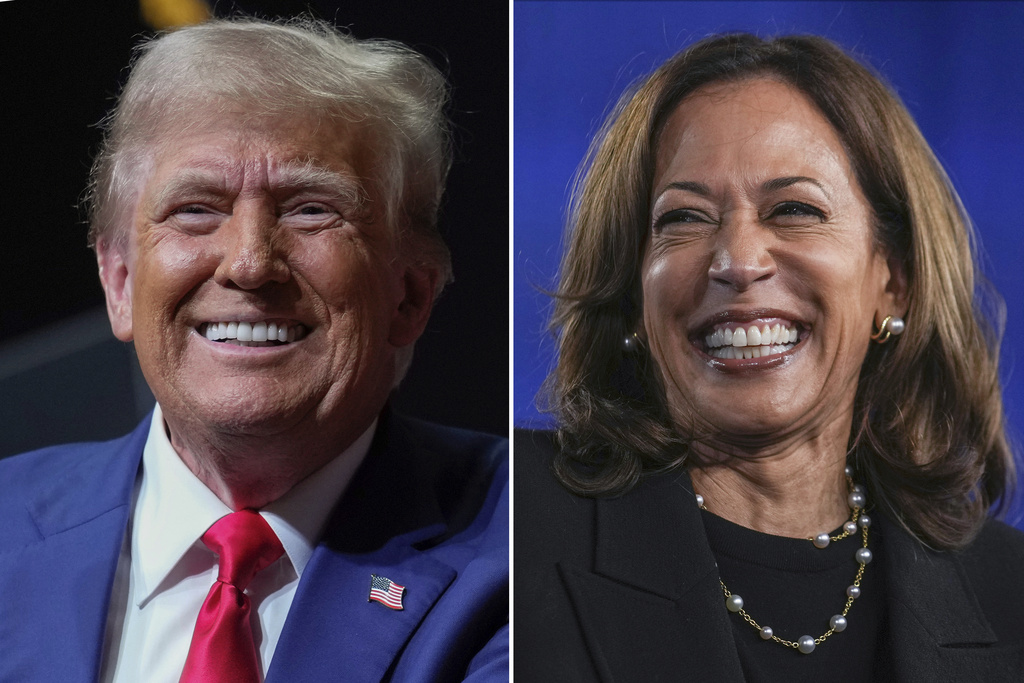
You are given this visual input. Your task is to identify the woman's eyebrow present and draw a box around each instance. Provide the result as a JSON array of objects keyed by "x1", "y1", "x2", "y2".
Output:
[
  {"x1": 658, "y1": 180, "x2": 712, "y2": 196},
  {"x1": 762, "y1": 176, "x2": 831, "y2": 200},
  {"x1": 656, "y1": 177, "x2": 832, "y2": 200}
]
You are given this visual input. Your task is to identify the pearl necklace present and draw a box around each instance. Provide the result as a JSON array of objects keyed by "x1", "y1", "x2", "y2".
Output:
[{"x1": 695, "y1": 467, "x2": 872, "y2": 655}]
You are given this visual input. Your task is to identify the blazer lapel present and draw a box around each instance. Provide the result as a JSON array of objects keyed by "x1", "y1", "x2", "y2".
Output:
[
  {"x1": 558, "y1": 470, "x2": 744, "y2": 683},
  {"x1": 0, "y1": 423, "x2": 145, "y2": 682},
  {"x1": 267, "y1": 412, "x2": 458, "y2": 683},
  {"x1": 882, "y1": 518, "x2": 1023, "y2": 681}
]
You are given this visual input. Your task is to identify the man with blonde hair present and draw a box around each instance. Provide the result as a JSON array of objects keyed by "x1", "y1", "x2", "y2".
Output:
[{"x1": 0, "y1": 17, "x2": 507, "y2": 682}]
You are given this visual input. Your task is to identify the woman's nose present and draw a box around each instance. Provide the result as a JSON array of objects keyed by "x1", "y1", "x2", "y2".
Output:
[
  {"x1": 706, "y1": 215, "x2": 776, "y2": 291},
  {"x1": 214, "y1": 208, "x2": 290, "y2": 289}
]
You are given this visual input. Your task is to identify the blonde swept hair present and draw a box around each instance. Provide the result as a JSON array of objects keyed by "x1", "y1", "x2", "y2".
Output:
[{"x1": 86, "y1": 16, "x2": 453, "y2": 292}]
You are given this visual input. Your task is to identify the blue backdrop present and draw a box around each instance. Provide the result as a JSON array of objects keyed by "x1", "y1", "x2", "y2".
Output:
[{"x1": 514, "y1": 2, "x2": 1024, "y2": 522}]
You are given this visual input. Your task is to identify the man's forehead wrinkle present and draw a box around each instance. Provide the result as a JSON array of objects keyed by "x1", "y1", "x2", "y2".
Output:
[{"x1": 152, "y1": 158, "x2": 340, "y2": 191}]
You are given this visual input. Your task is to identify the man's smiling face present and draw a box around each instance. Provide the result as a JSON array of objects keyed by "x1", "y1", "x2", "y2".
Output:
[{"x1": 98, "y1": 110, "x2": 436, "y2": 443}]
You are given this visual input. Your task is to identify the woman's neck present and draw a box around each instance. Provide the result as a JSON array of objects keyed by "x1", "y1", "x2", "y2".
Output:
[{"x1": 688, "y1": 438, "x2": 851, "y2": 539}]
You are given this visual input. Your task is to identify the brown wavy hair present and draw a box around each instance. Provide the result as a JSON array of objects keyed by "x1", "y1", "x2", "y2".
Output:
[{"x1": 545, "y1": 33, "x2": 1015, "y2": 550}]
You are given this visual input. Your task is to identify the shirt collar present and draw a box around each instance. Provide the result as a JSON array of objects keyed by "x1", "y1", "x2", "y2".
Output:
[
  {"x1": 131, "y1": 403, "x2": 375, "y2": 607},
  {"x1": 261, "y1": 419, "x2": 375, "y2": 578}
]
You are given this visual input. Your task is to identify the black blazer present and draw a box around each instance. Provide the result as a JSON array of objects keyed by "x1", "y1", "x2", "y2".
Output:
[{"x1": 514, "y1": 430, "x2": 1024, "y2": 682}]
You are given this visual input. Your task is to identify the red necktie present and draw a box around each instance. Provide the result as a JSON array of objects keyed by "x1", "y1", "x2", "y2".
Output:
[{"x1": 180, "y1": 510, "x2": 284, "y2": 683}]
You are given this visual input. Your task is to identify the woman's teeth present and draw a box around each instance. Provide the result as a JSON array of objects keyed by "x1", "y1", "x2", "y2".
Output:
[
  {"x1": 200, "y1": 321, "x2": 307, "y2": 346},
  {"x1": 704, "y1": 323, "x2": 800, "y2": 360}
]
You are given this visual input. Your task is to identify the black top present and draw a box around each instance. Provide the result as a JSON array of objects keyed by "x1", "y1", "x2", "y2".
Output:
[
  {"x1": 514, "y1": 429, "x2": 1024, "y2": 683},
  {"x1": 701, "y1": 508, "x2": 888, "y2": 682}
]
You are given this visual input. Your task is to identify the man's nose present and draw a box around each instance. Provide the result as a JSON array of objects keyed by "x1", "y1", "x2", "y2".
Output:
[
  {"x1": 214, "y1": 207, "x2": 290, "y2": 289},
  {"x1": 706, "y1": 213, "x2": 776, "y2": 291}
]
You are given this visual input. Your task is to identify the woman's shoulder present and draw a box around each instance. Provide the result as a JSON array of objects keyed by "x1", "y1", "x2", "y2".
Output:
[
  {"x1": 513, "y1": 428, "x2": 598, "y2": 543},
  {"x1": 513, "y1": 428, "x2": 590, "y2": 504},
  {"x1": 959, "y1": 517, "x2": 1024, "y2": 580},
  {"x1": 513, "y1": 428, "x2": 558, "y2": 460},
  {"x1": 514, "y1": 428, "x2": 564, "y2": 473},
  {"x1": 951, "y1": 518, "x2": 1024, "y2": 637},
  {"x1": 513, "y1": 429, "x2": 554, "y2": 481}
]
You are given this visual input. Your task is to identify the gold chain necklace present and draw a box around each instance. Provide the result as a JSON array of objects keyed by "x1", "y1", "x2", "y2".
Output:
[{"x1": 695, "y1": 468, "x2": 872, "y2": 654}]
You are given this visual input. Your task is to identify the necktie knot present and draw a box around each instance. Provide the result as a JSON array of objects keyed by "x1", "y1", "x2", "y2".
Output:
[
  {"x1": 202, "y1": 510, "x2": 284, "y2": 590},
  {"x1": 180, "y1": 510, "x2": 284, "y2": 683}
]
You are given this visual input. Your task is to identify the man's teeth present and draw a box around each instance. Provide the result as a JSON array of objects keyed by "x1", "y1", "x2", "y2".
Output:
[
  {"x1": 201, "y1": 321, "x2": 306, "y2": 345},
  {"x1": 704, "y1": 323, "x2": 800, "y2": 360}
]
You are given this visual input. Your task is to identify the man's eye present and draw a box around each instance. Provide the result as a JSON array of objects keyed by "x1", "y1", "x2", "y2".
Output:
[
  {"x1": 172, "y1": 205, "x2": 211, "y2": 215},
  {"x1": 289, "y1": 202, "x2": 342, "y2": 217}
]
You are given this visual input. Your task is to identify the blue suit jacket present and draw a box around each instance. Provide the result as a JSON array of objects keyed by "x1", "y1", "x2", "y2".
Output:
[{"x1": 0, "y1": 410, "x2": 508, "y2": 682}]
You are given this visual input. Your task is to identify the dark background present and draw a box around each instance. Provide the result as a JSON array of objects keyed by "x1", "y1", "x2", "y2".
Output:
[{"x1": 0, "y1": 0, "x2": 508, "y2": 455}]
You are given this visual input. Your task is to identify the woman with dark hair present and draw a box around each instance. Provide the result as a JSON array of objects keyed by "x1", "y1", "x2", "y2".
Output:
[{"x1": 515, "y1": 34, "x2": 1023, "y2": 682}]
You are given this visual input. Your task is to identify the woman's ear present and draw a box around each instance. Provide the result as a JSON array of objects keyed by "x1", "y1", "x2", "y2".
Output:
[
  {"x1": 885, "y1": 253, "x2": 910, "y2": 319},
  {"x1": 872, "y1": 253, "x2": 910, "y2": 335}
]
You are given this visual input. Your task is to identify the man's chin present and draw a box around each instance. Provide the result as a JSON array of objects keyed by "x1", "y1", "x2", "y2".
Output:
[{"x1": 162, "y1": 391, "x2": 317, "y2": 439}]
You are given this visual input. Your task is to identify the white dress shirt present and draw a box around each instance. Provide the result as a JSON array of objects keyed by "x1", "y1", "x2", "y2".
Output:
[{"x1": 100, "y1": 404, "x2": 374, "y2": 683}]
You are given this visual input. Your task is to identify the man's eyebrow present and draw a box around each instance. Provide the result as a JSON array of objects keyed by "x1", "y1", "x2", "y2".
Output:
[
  {"x1": 152, "y1": 167, "x2": 230, "y2": 207},
  {"x1": 273, "y1": 162, "x2": 366, "y2": 205},
  {"x1": 762, "y1": 176, "x2": 831, "y2": 199},
  {"x1": 150, "y1": 162, "x2": 368, "y2": 208}
]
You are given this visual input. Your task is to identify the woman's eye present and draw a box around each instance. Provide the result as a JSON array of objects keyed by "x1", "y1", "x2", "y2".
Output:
[
  {"x1": 653, "y1": 209, "x2": 708, "y2": 230},
  {"x1": 768, "y1": 201, "x2": 825, "y2": 220},
  {"x1": 298, "y1": 205, "x2": 329, "y2": 215}
]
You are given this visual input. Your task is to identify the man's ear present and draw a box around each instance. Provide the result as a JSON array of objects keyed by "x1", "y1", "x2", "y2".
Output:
[
  {"x1": 96, "y1": 237, "x2": 135, "y2": 342},
  {"x1": 388, "y1": 263, "x2": 440, "y2": 348}
]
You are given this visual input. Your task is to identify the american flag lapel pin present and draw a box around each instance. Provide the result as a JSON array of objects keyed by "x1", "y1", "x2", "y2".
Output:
[{"x1": 368, "y1": 574, "x2": 405, "y2": 610}]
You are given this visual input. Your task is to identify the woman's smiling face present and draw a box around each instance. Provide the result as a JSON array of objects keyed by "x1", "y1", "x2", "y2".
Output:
[{"x1": 642, "y1": 78, "x2": 901, "y2": 446}]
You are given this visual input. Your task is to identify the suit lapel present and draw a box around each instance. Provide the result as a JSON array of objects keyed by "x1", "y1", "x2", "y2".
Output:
[
  {"x1": 267, "y1": 412, "x2": 459, "y2": 683},
  {"x1": 0, "y1": 423, "x2": 145, "y2": 683},
  {"x1": 558, "y1": 470, "x2": 744, "y2": 683},
  {"x1": 882, "y1": 517, "x2": 1023, "y2": 680},
  {"x1": 266, "y1": 534, "x2": 457, "y2": 682}
]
